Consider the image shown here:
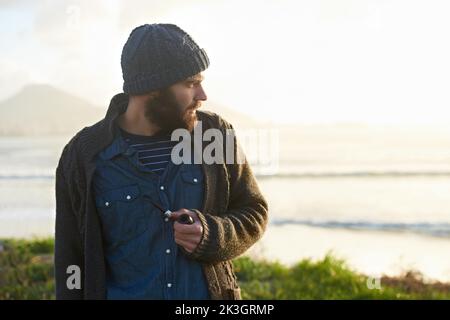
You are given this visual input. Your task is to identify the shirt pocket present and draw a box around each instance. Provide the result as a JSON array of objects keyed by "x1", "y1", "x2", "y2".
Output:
[
  {"x1": 95, "y1": 184, "x2": 147, "y2": 246},
  {"x1": 180, "y1": 169, "x2": 204, "y2": 208},
  {"x1": 180, "y1": 170, "x2": 203, "y2": 185}
]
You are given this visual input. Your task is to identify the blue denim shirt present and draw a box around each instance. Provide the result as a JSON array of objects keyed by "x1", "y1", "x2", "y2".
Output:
[{"x1": 93, "y1": 129, "x2": 210, "y2": 299}]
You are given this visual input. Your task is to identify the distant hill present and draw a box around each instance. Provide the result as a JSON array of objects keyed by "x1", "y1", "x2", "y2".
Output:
[
  {"x1": 0, "y1": 84, "x2": 105, "y2": 136},
  {"x1": 0, "y1": 84, "x2": 262, "y2": 136}
]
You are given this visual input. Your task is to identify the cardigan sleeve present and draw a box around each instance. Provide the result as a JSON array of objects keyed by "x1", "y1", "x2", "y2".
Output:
[{"x1": 185, "y1": 118, "x2": 269, "y2": 264}]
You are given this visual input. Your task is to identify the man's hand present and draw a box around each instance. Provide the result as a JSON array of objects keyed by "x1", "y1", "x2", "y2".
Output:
[{"x1": 171, "y1": 209, "x2": 203, "y2": 253}]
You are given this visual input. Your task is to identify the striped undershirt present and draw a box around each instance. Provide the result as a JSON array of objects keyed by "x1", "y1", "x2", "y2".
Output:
[{"x1": 120, "y1": 128, "x2": 178, "y2": 175}]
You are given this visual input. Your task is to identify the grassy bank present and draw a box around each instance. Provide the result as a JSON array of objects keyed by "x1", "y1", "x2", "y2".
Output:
[{"x1": 0, "y1": 237, "x2": 449, "y2": 300}]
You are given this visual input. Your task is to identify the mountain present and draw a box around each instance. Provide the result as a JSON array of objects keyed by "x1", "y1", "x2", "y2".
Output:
[
  {"x1": 0, "y1": 84, "x2": 105, "y2": 136},
  {"x1": 0, "y1": 84, "x2": 262, "y2": 136}
]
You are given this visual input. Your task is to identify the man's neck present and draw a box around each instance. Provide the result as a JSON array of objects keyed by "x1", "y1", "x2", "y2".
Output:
[{"x1": 117, "y1": 101, "x2": 161, "y2": 136}]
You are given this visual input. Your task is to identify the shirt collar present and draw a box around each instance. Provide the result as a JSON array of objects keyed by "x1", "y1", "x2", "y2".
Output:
[{"x1": 99, "y1": 123, "x2": 136, "y2": 160}]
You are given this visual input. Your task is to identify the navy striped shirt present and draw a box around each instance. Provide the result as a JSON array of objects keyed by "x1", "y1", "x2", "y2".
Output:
[{"x1": 120, "y1": 129, "x2": 178, "y2": 175}]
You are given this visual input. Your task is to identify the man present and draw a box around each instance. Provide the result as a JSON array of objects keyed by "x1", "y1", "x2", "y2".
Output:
[{"x1": 55, "y1": 23, "x2": 268, "y2": 300}]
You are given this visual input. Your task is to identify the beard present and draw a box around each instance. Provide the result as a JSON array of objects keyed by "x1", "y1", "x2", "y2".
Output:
[{"x1": 144, "y1": 88, "x2": 200, "y2": 135}]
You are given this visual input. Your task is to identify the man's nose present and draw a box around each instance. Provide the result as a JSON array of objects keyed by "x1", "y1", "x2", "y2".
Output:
[{"x1": 195, "y1": 84, "x2": 207, "y2": 101}]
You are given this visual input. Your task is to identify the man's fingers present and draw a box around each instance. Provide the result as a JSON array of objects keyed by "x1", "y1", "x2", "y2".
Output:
[
  {"x1": 174, "y1": 231, "x2": 199, "y2": 242},
  {"x1": 174, "y1": 237, "x2": 193, "y2": 246},
  {"x1": 174, "y1": 221, "x2": 202, "y2": 234},
  {"x1": 172, "y1": 209, "x2": 202, "y2": 253},
  {"x1": 174, "y1": 238, "x2": 194, "y2": 252}
]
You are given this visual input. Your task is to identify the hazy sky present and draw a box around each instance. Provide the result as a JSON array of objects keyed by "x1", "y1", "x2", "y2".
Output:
[{"x1": 1, "y1": 0, "x2": 450, "y2": 124}]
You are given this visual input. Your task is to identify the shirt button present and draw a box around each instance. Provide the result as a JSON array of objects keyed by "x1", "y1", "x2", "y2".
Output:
[
  {"x1": 164, "y1": 217, "x2": 169, "y2": 222},
  {"x1": 166, "y1": 249, "x2": 171, "y2": 254},
  {"x1": 167, "y1": 283, "x2": 172, "y2": 288},
  {"x1": 126, "y1": 195, "x2": 131, "y2": 200},
  {"x1": 105, "y1": 202, "x2": 110, "y2": 207},
  {"x1": 193, "y1": 178, "x2": 198, "y2": 183},
  {"x1": 160, "y1": 186, "x2": 165, "y2": 190}
]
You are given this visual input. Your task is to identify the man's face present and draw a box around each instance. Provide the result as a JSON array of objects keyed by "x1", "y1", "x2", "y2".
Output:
[{"x1": 144, "y1": 73, "x2": 207, "y2": 134}]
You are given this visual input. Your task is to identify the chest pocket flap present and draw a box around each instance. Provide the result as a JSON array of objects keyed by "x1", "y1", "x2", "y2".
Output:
[
  {"x1": 96, "y1": 184, "x2": 140, "y2": 208},
  {"x1": 180, "y1": 170, "x2": 203, "y2": 185}
]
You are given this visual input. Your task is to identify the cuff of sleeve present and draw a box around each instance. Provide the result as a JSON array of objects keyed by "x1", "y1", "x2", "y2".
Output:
[{"x1": 184, "y1": 208, "x2": 211, "y2": 260}]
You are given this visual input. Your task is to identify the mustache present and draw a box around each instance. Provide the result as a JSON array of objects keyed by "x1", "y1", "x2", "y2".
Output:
[{"x1": 187, "y1": 102, "x2": 202, "y2": 111}]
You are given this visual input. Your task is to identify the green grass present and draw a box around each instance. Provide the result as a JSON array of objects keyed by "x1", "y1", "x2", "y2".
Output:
[
  {"x1": 0, "y1": 237, "x2": 449, "y2": 300},
  {"x1": 234, "y1": 255, "x2": 450, "y2": 299},
  {"x1": 0, "y1": 238, "x2": 54, "y2": 299}
]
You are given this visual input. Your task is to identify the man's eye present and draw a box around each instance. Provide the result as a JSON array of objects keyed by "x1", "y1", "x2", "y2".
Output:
[{"x1": 186, "y1": 80, "x2": 202, "y2": 88}]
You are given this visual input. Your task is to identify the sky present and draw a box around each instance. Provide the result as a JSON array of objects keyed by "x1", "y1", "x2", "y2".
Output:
[{"x1": 1, "y1": 0, "x2": 450, "y2": 125}]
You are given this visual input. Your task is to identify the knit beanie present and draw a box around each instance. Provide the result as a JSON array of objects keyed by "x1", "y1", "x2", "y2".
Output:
[{"x1": 121, "y1": 23, "x2": 210, "y2": 95}]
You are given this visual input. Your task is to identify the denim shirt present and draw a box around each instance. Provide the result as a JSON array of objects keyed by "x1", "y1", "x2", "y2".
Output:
[{"x1": 93, "y1": 129, "x2": 210, "y2": 299}]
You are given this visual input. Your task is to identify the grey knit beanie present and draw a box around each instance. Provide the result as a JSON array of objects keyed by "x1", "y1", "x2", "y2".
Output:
[{"x1": 121, "y1": 23, "x2": 210, "y2": 95}]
